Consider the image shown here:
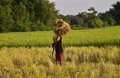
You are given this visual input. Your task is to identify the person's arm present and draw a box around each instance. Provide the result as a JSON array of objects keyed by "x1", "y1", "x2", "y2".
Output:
[
  {"x1": 59, "y1": 36, "x2": 62, "y2": 41},
  {"x1": 52, "y1": 43, "x2": 55, "y2": 56}
]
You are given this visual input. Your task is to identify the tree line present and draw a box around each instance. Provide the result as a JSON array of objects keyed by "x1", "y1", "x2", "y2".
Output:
[
  {"x1": 0, "y1": 0, "x2": 120, "y2": 32},
  {"x1": 0, "y1": 0, "x2": 57, "y2": 32},
  {"x1": 59, "y1": 1, "x2": 120, "y2": 29}
]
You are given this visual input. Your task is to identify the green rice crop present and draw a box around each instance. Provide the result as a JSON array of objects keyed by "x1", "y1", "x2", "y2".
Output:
[{"x1": 0, "y1": 26, "x2": 120, "y2": 47}]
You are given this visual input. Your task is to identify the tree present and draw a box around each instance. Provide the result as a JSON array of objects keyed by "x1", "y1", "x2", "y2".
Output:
[
  {"x1": 0, "y1": 0, "x2": 58, "y2": 32},
  {"x1": 87, "y1": 7, "x2": 104, "y2": 28},
  {"x1": 108, "y1": 1, "x2": 120, "y2": 24},
  {"x1": 0, "y1": 1, "x2": 14, "y2": 32},
  {"x1": 88, "y1": 7, "x2": 98, "y2": 19},
  {"x1": 98, "y1": 13, "x2": 116, "y2": 26},
  {"x1": 88, "y1": 18, "x2": 104, "y2": 28}
]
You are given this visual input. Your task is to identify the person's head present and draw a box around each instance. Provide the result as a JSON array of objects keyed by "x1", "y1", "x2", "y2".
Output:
[{"x1": 53, "y1": 36, "x2": 57, "y2": 42}]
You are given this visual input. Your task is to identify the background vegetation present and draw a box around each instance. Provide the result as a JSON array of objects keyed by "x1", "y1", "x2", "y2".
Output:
[
  {"x1": 58, "y1": 1, "x2": 120, "y2": 29},
  {"x1": 0, "y1": 0, "x2": 120, "y2": 32},
  {"x1": 0, "y1": 0, "x2": 58, "y2": 32}
]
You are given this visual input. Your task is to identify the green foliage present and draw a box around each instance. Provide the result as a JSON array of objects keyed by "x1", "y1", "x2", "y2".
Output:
[
  {"x1": 59, "y1": 2, "x2": 120, "y2": 29},
  {"x1": 0, "y1": 17, "x2": 14, "y2": 32},
  {"x1": 87, "y1": 7, "x2": 103, "y2": 28},
  {"x1": 59, "y1": 7, "x2": 108, "y2": 29},
  {"x1": 109, "y1": 1, "x2": 120, "y2": 24},
  {"x1": 0, "y1": 1, "x2": 120, "y2": 31},
  {"x1": 0, "y1": 0, "x2": 57, "y2": 32},
  {"x1": 98, "y1": 13, "x2": 116, "y2": 26},
  {"x1": 106, "y1": 17, "x2": 116, "y2": 26},
  {"x1": 99, "y1": 1, "x2": 120, "y2": 25},
  {"x1": 0, "y1": 26, "x2": 120, "y2": 47},
  {"x1": 0, "y1": 4, "x2": 13, "y2": 32},
  {"x1": 88, "y1": 18, "x2": 104, "y2": 28}
]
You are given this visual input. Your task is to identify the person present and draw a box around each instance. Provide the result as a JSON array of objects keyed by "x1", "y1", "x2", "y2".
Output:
[{"x1": 52, "y1": 36, "x2": 64, "y2": 65}]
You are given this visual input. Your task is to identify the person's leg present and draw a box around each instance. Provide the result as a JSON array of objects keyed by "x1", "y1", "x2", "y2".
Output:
[
  {"x1": 56, "y1": 54, "x2": 57, "y2": 65},
  {"x1": 59, "y1": 52, "x2": 63, "y2": 65},
  {"x1": 62, "y1": 52, "x2": 64, "y2": 61},
  {"x1": 56, "y1": 53, "x2": 60, "y2": 65}
]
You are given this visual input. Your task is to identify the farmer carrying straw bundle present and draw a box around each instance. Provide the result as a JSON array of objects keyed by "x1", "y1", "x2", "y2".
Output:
[{"x1": 52, "y1": 19, "x2": 71, "y2": 65}]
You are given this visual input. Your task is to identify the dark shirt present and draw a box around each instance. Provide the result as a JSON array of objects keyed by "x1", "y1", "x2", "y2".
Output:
[{"x1": 52, "y1": 39, "x2": 63, "y2": 53}]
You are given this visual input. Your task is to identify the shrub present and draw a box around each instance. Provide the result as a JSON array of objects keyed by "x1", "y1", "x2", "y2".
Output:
[{"x1": 88, "y1": 18, "x2": 104, "y2": 28}]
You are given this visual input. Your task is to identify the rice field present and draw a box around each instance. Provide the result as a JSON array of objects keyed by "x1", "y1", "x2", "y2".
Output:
[
  {"x1": 0, "y1": 26, "x2": 120, "y2": 47},
  {"x1": 0, "y1": 46, "x2": 120, "y2": 78},
  {"x1": 0, "y1": 26, "x2": 120, "y2": 78}
]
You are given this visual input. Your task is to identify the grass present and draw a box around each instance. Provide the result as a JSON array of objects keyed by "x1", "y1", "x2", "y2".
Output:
[
  {"x1": 0, "y1": 46, "x2": 120, "y2": 78},
  {"x1": 0, "y1": 26, "x2": 120, "y2": 47}
]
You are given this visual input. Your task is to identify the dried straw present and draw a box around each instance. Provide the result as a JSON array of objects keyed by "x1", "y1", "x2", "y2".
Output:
[{"x1": 53, "y1": 19, "x2": 71, "y2": 37}]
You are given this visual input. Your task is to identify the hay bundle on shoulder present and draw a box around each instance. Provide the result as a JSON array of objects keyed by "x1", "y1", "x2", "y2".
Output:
[{"x1": 53, "y1": 19, "x2": 71, "y2": 37}]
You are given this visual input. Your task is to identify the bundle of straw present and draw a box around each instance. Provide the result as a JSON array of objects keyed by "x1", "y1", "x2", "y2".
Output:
[{"x1": 53, "y1": 19, "x2": 71, "y2": 37}]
